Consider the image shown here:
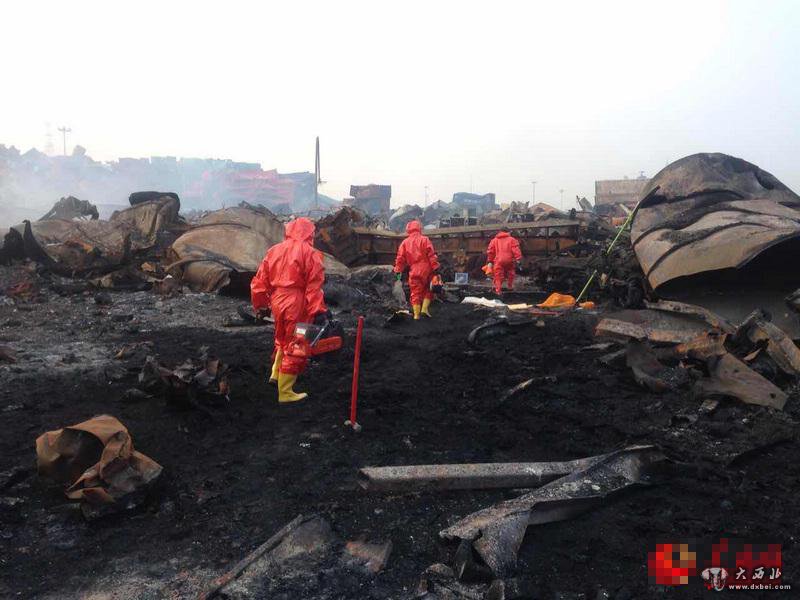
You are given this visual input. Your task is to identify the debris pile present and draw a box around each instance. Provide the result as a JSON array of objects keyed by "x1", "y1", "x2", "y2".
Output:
[
  {"x1": 597, "y1": 301, "x2": 799, "y2": 409},
  {"x1": 2, "y1": 193, "x2": 184, "y2": 278},
  {"x1": 360, "y1": 447, "x2": 665, "y2": 596},
  {"x1": 4, "y1": 150, "x2": 800, "y2": 598},
  {"x1": 136, "y1": 347, "x2": 231, "y2": 406}
]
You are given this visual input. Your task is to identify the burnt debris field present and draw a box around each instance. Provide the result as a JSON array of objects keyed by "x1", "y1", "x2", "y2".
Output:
[
  {"x1": 2, "y1": 152, "x2": 800, "y2": 599},
  {"x1": 1, "y1": 263, "x2": 799, "y2": 599}
]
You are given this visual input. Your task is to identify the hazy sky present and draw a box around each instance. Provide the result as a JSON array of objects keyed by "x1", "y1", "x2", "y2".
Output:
[{"x1": 2, "y1": 0, "x2": 799, "y2": 209}]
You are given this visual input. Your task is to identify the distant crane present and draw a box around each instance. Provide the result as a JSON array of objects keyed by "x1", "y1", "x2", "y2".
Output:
[
  {"x1": 57, "y1": 126, "x2": 71, "y2": 156},
  {"x1": 559, "y1": 188, "x2": 565, "y2": 208},
  {"x1": 531, "y1": 180, "x2": 537, "y2": 204}
]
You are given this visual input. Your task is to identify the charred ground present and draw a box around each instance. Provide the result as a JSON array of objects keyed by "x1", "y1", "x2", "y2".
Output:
[{"x1": 1, "y1": 264, "x2": 799, "y2": 599}]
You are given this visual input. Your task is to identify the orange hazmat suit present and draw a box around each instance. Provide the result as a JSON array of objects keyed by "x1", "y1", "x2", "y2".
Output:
[
  {"x1": 251, "y1": 218, "x2": 326, "y2": 375},
  {"x1": 393, "y1": 220, "x2": 440, "y2": 307},
  {"x1": 487, "y1": 230, "x2": 522, "y2": 293}
]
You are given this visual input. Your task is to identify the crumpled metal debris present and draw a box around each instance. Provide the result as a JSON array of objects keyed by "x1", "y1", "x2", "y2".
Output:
[
  {"x1": 138, "y1": 348, "x2": 230, "y2": 404},
  {"x1": 169, "y1": 205, "x2": 348, "y2": 292},
  {"x1": 467, "y1": 316, "x2": 540, "y2": 345},
  {"x1": 631, "y1": 153, "x2": 800, "y2": 290},
  {"x1": 595, "y1": 307, "x2": 721, "y2": 345},
  {"x1": 731, "y1": 309, "x2": 800, "y2": 377},
  {"x1": 7, "y1": 195, "x2": 181, "y2": 276},
  {"x1": 439, "y1": 446, "x2": 665, "y2": 575},
  {"x1": 39, "y1": 196, "x2": 99, "y2": 221},
  {"x1": 694, "y1": 353, "x2": 787, "y2": 410},
  {"x1": 625, "y1": 340, "x2": 689, "y2": 393},
  {"x1": 35, "y1": 414, "x2": 162, "y2": 519},
  {"x1": 315, "y1": 206, "x2": 386, "y2": 266},
  {"x1": 598, "y1": 301, "x2": 796, "y2": 408},
  {"x1": 342, "y1": 540, "x2": 393, "y2": 574}
]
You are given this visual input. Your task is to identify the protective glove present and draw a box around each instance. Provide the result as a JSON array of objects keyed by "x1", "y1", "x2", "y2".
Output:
[
  {"x1": 487, "y1": 262, "x2": 493, "y2": 269},
  {"x1": 395, "y1": 272, "x2": 402, "y2": 281}
]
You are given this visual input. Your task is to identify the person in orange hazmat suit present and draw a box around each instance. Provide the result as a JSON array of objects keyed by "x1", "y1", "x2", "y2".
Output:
[
  {"x1": 486, "y1": 227, "x2": 522, "y2": 294},
  {"x1": 394, "y1": 220, "x2": 440, "y2": 319},
  {"x1": 251, "y1": 217, "x2": 328, "y2": 403}
]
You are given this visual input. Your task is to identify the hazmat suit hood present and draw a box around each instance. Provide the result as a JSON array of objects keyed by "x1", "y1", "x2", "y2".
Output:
[
  {"x1": 495, "y1": 230, "x2": 510, "y2": 239},
  {"x1": 406, "y1": 220, "x2": 422, "y2": 235},
  {"x1": 284, "y1": 217, "x2": 316, "y2": 245}
]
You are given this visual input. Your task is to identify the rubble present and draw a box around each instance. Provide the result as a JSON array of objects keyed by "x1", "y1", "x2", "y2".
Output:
[
  {"x1": 3, "y1": 194, "x2": 182, "y2": 277},
  {"x1": 595, "y1": 308, "x2": 718, "y2": 344},
  {"x1": 167, "y1": 204, "x2": 349, "y2": 292},
  {"x1": 342, "y1": 539, "x2": 393, "y2": 574},
  {"x1": 439, "y1": 446, "x2": 665, "y2": 575},
  {"x1": 136, "y1": 348, "x2": 230, "y2": 405},
  {"x1": 35, "y1": 414, "x2": 162, "y2": 520},
  {"x1": 39, "y1": 196, "x2": 99, "y2": 221},
  {"x1": 467, "y1": 316, "x2": 538, "y2": 345},
  {"x1": 625, "y1": 340, "x2": 689, "y2": 392},
  {"x1": 3, "y1": 264, "x2": 799, "y2": 598},
  {"x1": 731, "y1": 309, "x2": 800, "y2": 377},
  {"x1": 4, "y1": 148, "x2": 800, "y2": 598},
  {"x1": 694, "y1": 353, "x2": 787, "y2": 409},
  {"x1": 597, "y1": 300, "x2": 798, "y2": 409}
]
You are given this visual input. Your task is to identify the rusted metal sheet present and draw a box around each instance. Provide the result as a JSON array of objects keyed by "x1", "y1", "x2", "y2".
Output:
[
  {"x1": 631, "y1": 153, "x2": 800, "y2": 290},
  {"x1": 644, "y1": 299, "x2": 736, "y2": 334},
  {"x1": 732, "y1": 310, "x2": 800, "y2": 377},
  {"x1": 694, "y1": 353, "x2": 787, "y2": 410},
  {"x1": 595, "y1": 308, "x2": 714, "y2": 344}
]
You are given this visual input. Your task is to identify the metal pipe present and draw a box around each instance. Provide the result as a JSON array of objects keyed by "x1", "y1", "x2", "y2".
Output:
[{"x1": 358, "y1": 453, "x2": 613, "y2": 492}]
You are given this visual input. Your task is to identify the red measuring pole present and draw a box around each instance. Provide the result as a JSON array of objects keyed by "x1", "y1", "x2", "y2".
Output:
[{"x1": 347, "y1": 316, "x2": 364, "y2": 431}]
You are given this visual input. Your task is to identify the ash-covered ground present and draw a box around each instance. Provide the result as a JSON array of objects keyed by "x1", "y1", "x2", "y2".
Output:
[{"x1": 1, "y1": 263, "x2": 798, "y2": 599}]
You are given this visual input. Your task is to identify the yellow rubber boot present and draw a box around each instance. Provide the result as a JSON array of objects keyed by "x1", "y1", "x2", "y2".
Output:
[
  {"x1": 278, "y1": 372, "x2": 308, "y2": 403},
  {"x1": 412, "y1": 304, "x2": 421, "y2": 320},
  {"x1": 421, "y1": 298, "x2": 432, "y2": 318},
  {"x1": 269, "y1": 348, "x2": 283, "y2": 384}
]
